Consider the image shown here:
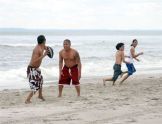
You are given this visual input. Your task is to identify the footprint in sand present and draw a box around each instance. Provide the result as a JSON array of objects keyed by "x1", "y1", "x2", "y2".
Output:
[
  {"x1": 10, "y1": 102, "x2": 16, "y2": 105},
  {"x1": 1, "y1": 107, "x2": 7, "y2": 109},
  {"x1": 151, "y1": 97, "x2": 160, "y2": 101},
  {"x1": 12, "y1": 111, "x2": 19, "y2": 113},
  {"x1": 126, "y1": 118, "x2": 137, "y2": 123},
  {"x1": 68, "y1": 101, "x2": 74, "y2": 103},
  {"x1": 15, "y1": 92, "x2": 20, "y2": 96},
  {"x1": 103, "y1": 98, "x2": 110, "y2": 100}
]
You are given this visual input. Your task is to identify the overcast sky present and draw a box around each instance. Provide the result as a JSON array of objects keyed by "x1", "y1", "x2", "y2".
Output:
[{"x1": 0, "y1": 0, "x2": 162, "y2": 29}]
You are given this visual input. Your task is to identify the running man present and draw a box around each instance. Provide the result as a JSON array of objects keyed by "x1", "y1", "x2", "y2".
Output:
[
  {"x1": 103, "y1": 43, "x2": 129, "y2": 86},
  {"x1": 123, "y1": 39, "x2": 143, "y2": 84}
]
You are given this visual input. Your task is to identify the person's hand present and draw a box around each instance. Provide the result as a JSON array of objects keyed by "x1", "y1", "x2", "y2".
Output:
[
  {"x1": 139, "y1": 52, "x2": 144, "y2": 55},
  {"x1": 44, "y1": 46, "x2": 48, "y2": 50},
  {"x1": 59, "y1": 71, "x2": 64, "y2": 80},
  {"x1": 43, "y1": 49, "x2": 49, "y2": 57},
  {"x1": 78, "y1": 71, "x2": 81, "y2": 80},
  {"x1": 136, "y1": 58, "x2": 140, "y2": 62}
]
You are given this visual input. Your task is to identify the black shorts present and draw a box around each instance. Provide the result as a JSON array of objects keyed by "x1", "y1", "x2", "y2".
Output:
[{"x1": 112, "y1": 64, "x2": 123, "y2": 81}]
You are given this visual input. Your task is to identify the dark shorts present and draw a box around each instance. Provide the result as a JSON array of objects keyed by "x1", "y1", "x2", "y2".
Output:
[
  {"x1": 59, "y1": 65, "x2": 79, "y2": 86},
  {"x1": 126, "y1": 63, "x2": 136, "y2": 76},
  {"x1": 27, "y1": 66, "x2": 43, "y2": 92},
  {"x1": 112, "y1": 64, "x2": 123, "y2": 81}
]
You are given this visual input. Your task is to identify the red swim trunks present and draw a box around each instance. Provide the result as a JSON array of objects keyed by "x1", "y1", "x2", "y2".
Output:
[{"x1": 59, "y1": 65, "x2": 79, "y2": 86}]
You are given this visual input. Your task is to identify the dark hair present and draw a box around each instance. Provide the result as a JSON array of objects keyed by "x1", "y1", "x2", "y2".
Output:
[
  {"x1": 37, "y1": 35, "x2": 46, "y2": 44},
  {"x1": 131, "y1": 39, "x2": 137, "y2": 46},
  {"x1": 64, "y1": 39, "x2": 71, "y2": 44},
  {"x1": 116, "y1": 43, "x2": 124, "y2": 50}
]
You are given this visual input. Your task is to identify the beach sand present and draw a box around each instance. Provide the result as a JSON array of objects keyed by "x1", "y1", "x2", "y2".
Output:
[{"x1": 0, "y1": 74, "x2": 162, "y2": 124}]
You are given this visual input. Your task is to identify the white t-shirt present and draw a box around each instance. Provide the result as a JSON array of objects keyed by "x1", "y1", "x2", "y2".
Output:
[{"x1": 125, "y1": 47, "x2": 134, "y2": 64}]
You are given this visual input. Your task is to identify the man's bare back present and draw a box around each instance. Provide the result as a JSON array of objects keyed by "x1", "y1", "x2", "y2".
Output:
[
  {"x1": 29, "y1": 45, "x2": 47, "y2": 68},
  {"x1": 25, "y1": 35, "x2": 47, "y2": 104}
]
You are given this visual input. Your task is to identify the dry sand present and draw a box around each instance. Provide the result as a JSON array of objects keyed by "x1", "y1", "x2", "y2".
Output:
[{"x1": 0, "y1": 74, "x2": 162, "y2": 124}]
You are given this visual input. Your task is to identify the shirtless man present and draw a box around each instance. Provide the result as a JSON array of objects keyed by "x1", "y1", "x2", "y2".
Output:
[
  {"x1": 25, "y1": 35, "x2": 48, "y2": 104},
  {"x1": 103, "y1": 43, "x2": 129, "y2": 86},
  {"x1": 124, "y1": 39, "x2": 143, "y2": 83},
  {"x1": 58, "y1": 39, "x2": 81, "y2": 97}
]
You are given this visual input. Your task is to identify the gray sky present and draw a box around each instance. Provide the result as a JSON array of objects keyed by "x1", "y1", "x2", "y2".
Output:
[{"x1": 0, "y1": 0, "x2": 162, "y2": 29}]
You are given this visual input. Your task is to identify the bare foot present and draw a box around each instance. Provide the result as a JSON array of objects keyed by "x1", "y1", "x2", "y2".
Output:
[
  {"x1": 103, "y1": 79, "x2": 106, "y2": 86},
  {"x1": 25, "y1": 100, "x2": 32, "y2": 104},
  {"x1": 58, "y1": 95, "x2": 62, "y2": 98},
  {"x1": 38, "y1": 96, "x2": 45, "y2": 101},
  {"x1": 119, "y1": 82, "x2": 123, "y2": 85}
]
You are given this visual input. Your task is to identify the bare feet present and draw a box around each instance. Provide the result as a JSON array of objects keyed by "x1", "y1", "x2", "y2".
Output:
[
  {"x1": 58, "y1": 95, "x2": 62, "y2": 97},
  {"x1": 119, "y1": 82, "x2": 123, "y2": 85},
  {"x1": 25, "y1": 100, "x2": 32, "y2": 104},
  {"x1": 38, "y1": 96, "x2": 45, "y2": 101},
  {"x1": 103, "y1": 79, "x2": 106, "y2": 86},
  {"x1": 112, "y1": 81, "x2": 116, "y2": 86}
]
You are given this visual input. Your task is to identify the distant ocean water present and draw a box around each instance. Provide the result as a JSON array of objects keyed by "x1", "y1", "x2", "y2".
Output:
[{"x1": 0, "y1": 32, "x2": 162, "y2": 90}]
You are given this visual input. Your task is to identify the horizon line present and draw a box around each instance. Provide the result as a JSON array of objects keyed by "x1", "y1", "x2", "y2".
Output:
[{"x1": 0, "y1": 27, "x2": 162, "y2": 31}]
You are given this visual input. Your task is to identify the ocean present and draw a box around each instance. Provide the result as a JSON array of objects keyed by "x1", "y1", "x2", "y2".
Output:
[{"x1": 0, "y1": 31, "x2": 162, "y2": 90}]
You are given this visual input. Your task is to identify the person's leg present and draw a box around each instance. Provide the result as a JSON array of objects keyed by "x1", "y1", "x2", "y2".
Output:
[
  {"x1": 58, "y1": 66, "x2": 70, "y2": 97},
  {"x1": 126, "y1": 63, "x2": 133, "y2": 76},
  {"x1": 71, "y1": 66, "x2": 80, "y2": 96},
  {"x1": 75, "y1": 85, "x2": 80, "y2": 97},
  {"x1": 112, "y1": 64, "x2": 120, "y2": 86},
  {"x1": 58, "y1": 85, "x2": 64, "y2": 97},
  {"x1": 112, "y1": 81, "x2": 116, "y2": 85},
  {"x1": 103, "y1": 77, "x2": 113, "y2": 86},
  {"x1": 38, "y1": 87, "x2": 45, "y2": 101},
  {"x1": 25, "y1": 80, "x2": 37, "y2": 104},
  {"x1": 120, "y1": 71, "x2": 128, "y2": 77},
  {"x1": 25, "y1": 91, "x2": 34, "y2": 104},
  {"x1": 120, "y1": 63, "x2": 135, "y2": 85},
  {"x1": 120, "y1": 64, "x2": 132, "y2": 84},
  {"x1": 132, "y1": 64, "x2": 136, "y2": 73},
  {"x1": 112, "y1": 70, "x2": 120, "y2": 86},
  {"x1": 119, "y1": 73, "x2": 129, "y2": 85}
]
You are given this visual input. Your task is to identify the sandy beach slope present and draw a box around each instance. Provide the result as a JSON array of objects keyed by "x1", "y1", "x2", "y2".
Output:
[{"x1": 0, "y1": 74, "x2": 162, "y2": 124}]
